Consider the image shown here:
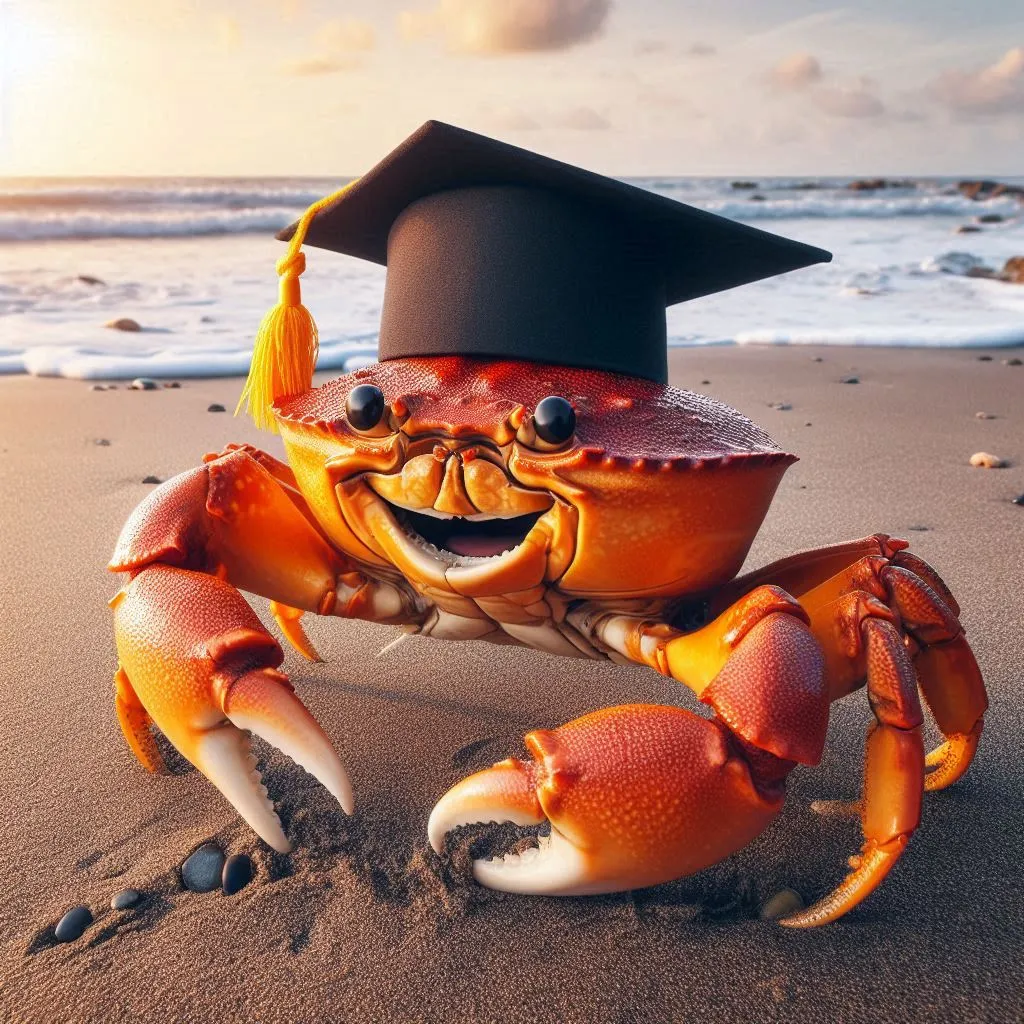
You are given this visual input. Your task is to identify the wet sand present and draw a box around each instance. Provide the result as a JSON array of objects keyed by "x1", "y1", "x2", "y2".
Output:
[{"x1": 1, "y1": 345, "x2": 1022, "y2": 1023}]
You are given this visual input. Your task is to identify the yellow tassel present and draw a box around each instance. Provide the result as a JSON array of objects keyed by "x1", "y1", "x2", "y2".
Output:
[{"x1": 236, "y1": 181, "x2": 357, "y2": 431}]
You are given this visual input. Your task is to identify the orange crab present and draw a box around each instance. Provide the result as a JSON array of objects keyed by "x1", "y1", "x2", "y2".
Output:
[{"x1": 109, "y1": 355, "x2": 986, "y2": 927}]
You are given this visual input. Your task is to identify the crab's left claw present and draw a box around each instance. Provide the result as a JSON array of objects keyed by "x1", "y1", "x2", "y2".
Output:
[{"x1": 428, "y1": 704, "x2": 784, "y2": 895}]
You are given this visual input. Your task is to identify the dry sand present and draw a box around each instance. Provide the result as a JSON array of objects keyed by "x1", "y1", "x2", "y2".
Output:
[{"x1": 1, "y1": 346, "x2": 1022, "y2": 1023}]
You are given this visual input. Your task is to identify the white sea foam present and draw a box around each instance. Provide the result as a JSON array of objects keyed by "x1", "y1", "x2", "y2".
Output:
[{"x1": 1, "y1": 174, "x2": 1021, "y2": 377}]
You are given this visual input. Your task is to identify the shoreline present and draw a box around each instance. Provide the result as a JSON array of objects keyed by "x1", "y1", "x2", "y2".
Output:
[{"x1": 2, "y1": 344, "x2": 1023, "y2": 1023}]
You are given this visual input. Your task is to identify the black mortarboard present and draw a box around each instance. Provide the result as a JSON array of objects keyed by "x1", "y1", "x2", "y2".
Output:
[{"x1": 277, "y1": 120, "x2": 830, "y2": 385}]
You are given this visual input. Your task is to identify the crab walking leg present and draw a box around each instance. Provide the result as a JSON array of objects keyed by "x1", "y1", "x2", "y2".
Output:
[
  {"x1": 112, "y1": 565, "x2": 353, "y2": 852},
  {"x1": 430, "y1": 594, "x2": 829, "y2": 898},
  {"x1": 795, "y1": 552, "x2": 987, "y2": 792},
  {"x1": 782, "y1": 604, "x2": 926, "y2": 927}
]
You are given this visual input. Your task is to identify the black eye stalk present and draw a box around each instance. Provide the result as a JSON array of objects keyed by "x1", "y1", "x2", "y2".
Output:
[
  {"x1": 345, "y1": 384, "x2": 387, "y2": 432},
  {"x1": 533, "y1": 395, "x2": 576, "y2": 446}
]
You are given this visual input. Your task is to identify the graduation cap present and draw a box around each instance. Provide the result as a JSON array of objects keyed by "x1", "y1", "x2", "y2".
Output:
[{"x1": 238, "y1": 120, "x2": 831, "y2": 430}]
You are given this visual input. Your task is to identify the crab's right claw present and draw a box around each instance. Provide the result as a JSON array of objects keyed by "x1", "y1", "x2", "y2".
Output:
[
  {"x1": 428, "y1": 704, "x2": 784, "y2": 895},
  {"x1": 112, "y1": 565, "x2": 353, "y2": 853}
]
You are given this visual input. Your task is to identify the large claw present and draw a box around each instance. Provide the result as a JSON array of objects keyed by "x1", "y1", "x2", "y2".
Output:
[
  {"x1": 112, "y1": 565, "x2": 352, "y2": 853},
  {"x1": 428, "y1": 704, "x2": 784, "y2": 895}
]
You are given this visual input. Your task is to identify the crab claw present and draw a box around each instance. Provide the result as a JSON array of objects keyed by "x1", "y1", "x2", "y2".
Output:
[
  {"x1": 112, "y1": 565, "x2": 353, "y2": 854},
  {"x1": 428, "y1": 704, "x2": 784, "y2": 895}
]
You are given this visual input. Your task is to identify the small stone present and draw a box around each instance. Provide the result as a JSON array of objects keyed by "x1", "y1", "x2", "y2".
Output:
[
  {"x1": 804, "y1": 422, "x2": 812, "y2": 427},
  {"x1": 54, "y1": 905, "x2": 93, "y2": 943},
  {"x1": 977, "y1": 213, "x2": 1005, "y2": 224},
  {"x1": 142, "y1": 475, "x2": 163, "y2": 484},
  {"x1": 975, "y1": 412, "x2": 996, "y2": 419},
  {"x1": 812, "y1": 356, "x2": 824, "y2": 362},
  {"x1": 759, "y1": 888, "x2": 805, "y2": 921},
  {"x1": 77, "y1": 274, "x2": 105, "y2": 286},
  {"x1": 207, "y1": 403, "x2": 226, "y2": 413},
  {"x1": 768, "y1": 401, "x2": 792, "y2": 411},
  {"x1": 976, "y1": 354, "x2": 993, "y2": 361},
  {"x1": 111, "y1": 888, "x2": 141, "y2": 910},
  {"x1": 700, "y1": 379, "x2": 711, "y2": 385},
  {"x1": 181, "y1": 842, "x2": 225, "y2": 893},
  {"x1": 200, "y1": 315, "x2": 215, "y2": 323},
  {"x1": 1004, "y1": 357, "x2": 1022, "y2": 366},
  {"x1": 89, "y1": 384, "x2": 107, "y2": 392},
  {"x1": 956, "y1": 225, "x2": 982, "y2": 234},
  {"x1": 129, "y1": 377, "x2": 159, "y2": 391},
  {"x1": 840, "y1": 376, "x2": 859, "y2": 384},
  {"x1": 908, "y1": 524, "x2": 930, "y2": 532},
  {"x1": 94, "y1": 438, "x2": 111, "y2": 446},
  {"x1": 222, "y1": 854, "x2": 254, "y2": 895},
  {"x1": 105, "y1": 317, "x2": 141, "y2": 332},
  {"x1": 1013, "y1": 493, "x2": 1024, "y2": 506},
  {"x1": 970, "y1": 452, "x2": 1006, "y2": 469},
  {"x1": 163, "y1": 381, "x2": 181, "y2": 389}
]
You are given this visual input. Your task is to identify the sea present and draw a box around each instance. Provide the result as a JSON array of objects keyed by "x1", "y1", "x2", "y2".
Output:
[{"x1": 1, "y1": 176, "x2": 1022, "y2": 379}]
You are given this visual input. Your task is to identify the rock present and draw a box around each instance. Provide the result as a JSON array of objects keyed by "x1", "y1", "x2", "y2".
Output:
[
  {"x1": 94, "y1": 438, "x2": 111, "y2": 446},
  {"x1": 142, "y1": 475, "x2": 162, "y2": 484},
  {"x1": 129, "y1": 377, "x2": 159, "y2": 391},
  {"x1": 749, "y1": 194, "x2": 766, "y2": 202},
  {"x1": 105, "y1": 317, "x2": 141, "y2": 332},
  {"x1": 77, "y1": 274, "x2": 105, "y2": 286},
  {"x1": 111, "y1": 888, "x2": 141, "y2": 910},
  {"x1": 1001, "y1": 258, "x2": 1024, "y2": 284},
  {"x1": 922, "y1": 251, "x2": 990, "y2": 277},
  {"x1": 970, "y1": 452, "x2": 1006, "y2": 469},
  {"x1": 792, "y1": 182, "x2": 822, "y2": 190},
  {"x1": 1013, "y1": 494, "x2": 1024, "y2": 506},
  {"x1": 1005, "y1": 357, "x2": 1023, "y2": 366},
  {"x1": 976, "y1": 213, "x2": 1005, "y2": 224},
  {"x1": 89, "y1": 384, "x2": 107, "y2": 392},
  {"x1": 759, "y1": 889, "x2": 805, "y2": 921},
  {"x1": 222, "y1": 854, "x2": 254, "y2": 895},
  {"x1": 908, "y1": 524, "x2": 930, "y2": 532},
  {"x1": 957, "y1": 180, "x2": 1024, "y2": 201},
  {"x1": 700, "y1": 379, "x2": 711, "y2": 385},
  {"x1": 730, "y1": 180, "x2": 758, "y2": 190},
  {"x1": 812, "y1": 356, "x2": 824, "y2": 362},
  {"x1": 768, "y1": 402, "x2": 792, "y2": 411},
  {"x1": 955, "y1": 225, "x2": 982, "y2": 234},
  {"x1": 840, "y1": 376, "x2": 859, "y2": 384},
  {"x1": 207, "y1": 403, "x2": 226, "y2": 413},
  {"x1": 200, "y1": 315, "x2": 216, "y2": 323},
  {"x1": 976, "y1": 354, "x2": 993, "y2": 361},
  {"x1": 163, "y1": 381, "x2": 181, "y2": 389},
  {"x1": 54, "y1": 905, "x2": 93, "y2": 943},
  {"x1": 975, "y1": 412, "x2": 996, "y2": 419},
  {"x1": 181, "y1": 842, "x2": 225, "y2": 893}
]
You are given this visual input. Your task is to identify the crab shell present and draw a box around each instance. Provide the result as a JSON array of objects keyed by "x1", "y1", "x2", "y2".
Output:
[{"x1": 274, "y1": 356, "x2": 795, "y2": 605}]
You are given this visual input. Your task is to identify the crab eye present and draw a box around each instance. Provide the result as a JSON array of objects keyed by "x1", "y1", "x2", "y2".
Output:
[
  {"x1": 533, "y1": 395, "x2": 576, "y2": 446},
  {"x1": 345, "y1": 384, "x2": 386, "y2": 432}
]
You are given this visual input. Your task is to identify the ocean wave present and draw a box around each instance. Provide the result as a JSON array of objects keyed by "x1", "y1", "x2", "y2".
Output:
[
  {"x1": 702, "y1": 195, "x2": 1021, "y2": 221},
  {"x1": 0, "y1": 207, "x2": 301, "y2": 242}
]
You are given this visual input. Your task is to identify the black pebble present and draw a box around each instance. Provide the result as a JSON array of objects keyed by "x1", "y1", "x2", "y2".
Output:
[
  {"x1": 111, "y1": 888, "x2": 141, "y2": 910},
  {"x1": 181, "y1": 842, "x2": 225, "y2": 893},
  {"x1": 142, "y1": 475, "x2": 162, "y2": 485},
  {"x1": 908, "y1": 525, "x2": 930, "y2": 532},
  {"x1": 94, "y1": 438, "x2": 111, "y2": 446},
  {"x1": 1005, "y1": 358, "x2": 1022, "y2": 366},
  {"x1": 54, "y1": 905, "x2": 93, "y2": 943},
  {"x1": 812, "y1": 356, "x2": 824, "y2": 362},
  {"x1": 208, "y1": 403, "x2": 226, "y2": 413},
  {"x1": 130, "y1": 377, "x2": 159, "y2": 391},
  {"x1": 700, "y1": 379, "x2": 711, "y2": 385},
  {"x1": 1013, "y1": 494, "x2": 1024, "y2": 506},
  {"x1": 977, "y1": 355, "x2": 993, "y2": 361},
  {"x1": 221, "y1": 854, "x2": 254, "y2": 895},
  {"x1": 77, "y1": 274, "x2": 105, "y2": 286},
  {"x1": 164, "y1": 381, "x2": 181, "y2": 389},
  {"x1": 840, "y1": 376, "x2": 860, "y2": 384}
]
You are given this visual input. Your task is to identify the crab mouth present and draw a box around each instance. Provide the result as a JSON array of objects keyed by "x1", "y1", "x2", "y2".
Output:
[{"x1": 383, "y1": 499, "x2": 546, "y2": 562}]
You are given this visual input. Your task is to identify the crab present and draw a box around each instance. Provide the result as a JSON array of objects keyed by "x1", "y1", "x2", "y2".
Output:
[{"x1": 109, "y1": 355, "x2": 987, "y2": 927}]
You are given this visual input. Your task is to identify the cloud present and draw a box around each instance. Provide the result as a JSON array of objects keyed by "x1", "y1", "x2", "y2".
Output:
[
  {"x1": 928, "y1": 46, "x2": 1024, "y2": 116},
  {"x1": 688, "y1": 43, "x2": 716, "y2": 57},
  {"x1": 280, "y1": 56, "x2": 360, "y2": 76},
  {"x1": 769, "y1": 52, "x2": 823, "y2": 90},
  {"x1": 316, "y1": 18, "x2": 376, "y2": 53},
  {"x1": 813, "y1": 87, "x2": 885, "y2": 118},
  {"x1": 399, "y1": 0, "x2": 610, "y2": 54},
  {"x1": 634, "y1": 40, "x2": 715, "y2": 58}
]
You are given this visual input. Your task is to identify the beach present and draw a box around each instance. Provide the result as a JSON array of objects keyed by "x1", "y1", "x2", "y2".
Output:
[{"x1": 2, "y1": 344, "x2": 1022, "y2": 1023}]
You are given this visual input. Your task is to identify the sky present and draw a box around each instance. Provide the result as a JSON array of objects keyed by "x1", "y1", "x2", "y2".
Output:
[{"x1": 0, "y1": 0, "x2": 1022, "y2": 177}]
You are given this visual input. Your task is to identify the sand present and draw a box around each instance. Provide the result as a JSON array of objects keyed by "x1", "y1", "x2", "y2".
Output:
[{"x1": 1, "y1": 346, "x2": 1022, "y2": 1023}]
